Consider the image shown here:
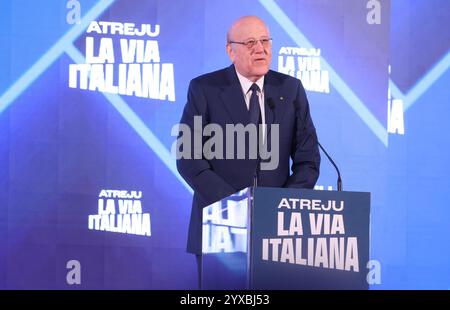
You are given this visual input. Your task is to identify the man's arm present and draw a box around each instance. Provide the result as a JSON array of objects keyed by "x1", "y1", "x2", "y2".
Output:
[
  {"x1": 285, "y1": 81, "x2": 321, "y2": 189},
  {"x1": 176, "y1": 79, "x2": 236, "y2": 206}
]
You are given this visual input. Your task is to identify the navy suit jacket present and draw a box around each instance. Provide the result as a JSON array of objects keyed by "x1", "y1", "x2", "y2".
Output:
[{"x1": 177, "y1": 65, "x2": 320, "y2": 254}]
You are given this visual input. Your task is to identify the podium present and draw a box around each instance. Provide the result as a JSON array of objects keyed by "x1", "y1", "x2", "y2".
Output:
[{"x1": 201, "y1": 187, "x2": 370, "y2": 289}]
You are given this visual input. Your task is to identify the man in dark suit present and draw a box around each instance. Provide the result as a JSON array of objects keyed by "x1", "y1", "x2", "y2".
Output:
[{"x1": 176, "y1": 16, "x2": 320, "y2": 287}]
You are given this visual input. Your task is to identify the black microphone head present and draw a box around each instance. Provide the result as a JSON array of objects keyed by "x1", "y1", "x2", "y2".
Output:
[
  {"x1": 267, "y1": 97, "x2": 275, "y2": 110},
  {"x1": 292, "y1": 99, "x2": 300, "y2": 110}
]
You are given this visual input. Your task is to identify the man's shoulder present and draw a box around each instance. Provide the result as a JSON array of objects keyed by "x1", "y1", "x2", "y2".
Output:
[
  {"x1": 190, "y1": 67, "x2": 230, "y2": 87},
  {"x1": 266, "y1": 69, "x2": 300, "y2": 86},
  {"x1": 188, "y1": 66, "x2": 301, "y2": 89}
]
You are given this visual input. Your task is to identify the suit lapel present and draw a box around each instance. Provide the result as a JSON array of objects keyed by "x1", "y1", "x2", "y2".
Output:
[
  {"x1": 219, "y1": 65, "x2": 250, "y2": 125},
  {"x1": 264, "y1": 71, "x2": 285, "y2": 138}
]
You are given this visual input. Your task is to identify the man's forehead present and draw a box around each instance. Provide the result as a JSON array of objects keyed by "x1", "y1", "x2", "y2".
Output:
[{"x1": 230, "y1": 18, "x2": 269, "y2": 38}]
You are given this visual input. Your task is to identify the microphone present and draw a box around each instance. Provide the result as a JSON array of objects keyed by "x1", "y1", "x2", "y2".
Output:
[
  {"x1": 253, "y1": 97, "x2": 276, "y2": 188},
  {"x1": 292, "y1": 99, "x2": 342, "y2": 191},
  {"x1": 267, "y1": 97, "x2": 275, "y2": 110},
  {"x1": 317, "y1": 141, "x2": 342, "y2": 191}
]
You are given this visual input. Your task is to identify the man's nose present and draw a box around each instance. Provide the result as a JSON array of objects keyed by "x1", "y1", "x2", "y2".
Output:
[{"x1": 253, "y1": 40, "x2": 265, "y2": 52}]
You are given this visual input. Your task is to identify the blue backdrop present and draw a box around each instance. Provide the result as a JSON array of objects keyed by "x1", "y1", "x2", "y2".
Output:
[{"x1": 0, "y1": 0, "x2": 449, "y2": 289}]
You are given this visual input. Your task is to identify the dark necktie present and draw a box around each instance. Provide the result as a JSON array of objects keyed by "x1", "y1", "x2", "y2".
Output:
[
  {"x1": 249, "y1": 83, "x2": 261, "y2": 125},
  {"x1": 249, "y1": 83, "x2": 261, "y2": 187}
]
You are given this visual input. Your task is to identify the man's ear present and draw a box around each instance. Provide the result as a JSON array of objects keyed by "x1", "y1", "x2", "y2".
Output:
[{"x1": 226, "y1": 44, "x2": 234, "y2": 63}]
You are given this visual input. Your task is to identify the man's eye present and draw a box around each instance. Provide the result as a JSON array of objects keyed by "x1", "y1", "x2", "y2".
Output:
[{"x1": 246, "y1": 40, "x2": 256, "y2": 46}]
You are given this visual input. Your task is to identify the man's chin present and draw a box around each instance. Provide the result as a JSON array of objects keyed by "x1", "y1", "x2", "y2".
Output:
[{"x1": 252, "y1": 67, "x2": 269, "y2": 77}]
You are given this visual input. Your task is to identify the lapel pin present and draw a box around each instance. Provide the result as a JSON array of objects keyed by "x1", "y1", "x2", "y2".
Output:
[{"x1": 280, "y1": 96, "x2": 284, "y2": 101}]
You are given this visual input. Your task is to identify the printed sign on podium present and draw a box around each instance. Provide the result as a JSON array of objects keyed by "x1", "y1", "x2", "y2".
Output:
[{"x1": 202, "y1": 187, "x2": 370, "y2": 289}]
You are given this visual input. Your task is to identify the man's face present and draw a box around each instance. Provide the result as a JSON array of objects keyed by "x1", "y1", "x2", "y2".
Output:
[{"x1": 227, "y1": 18, "x2": 272, "y2": 82}]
